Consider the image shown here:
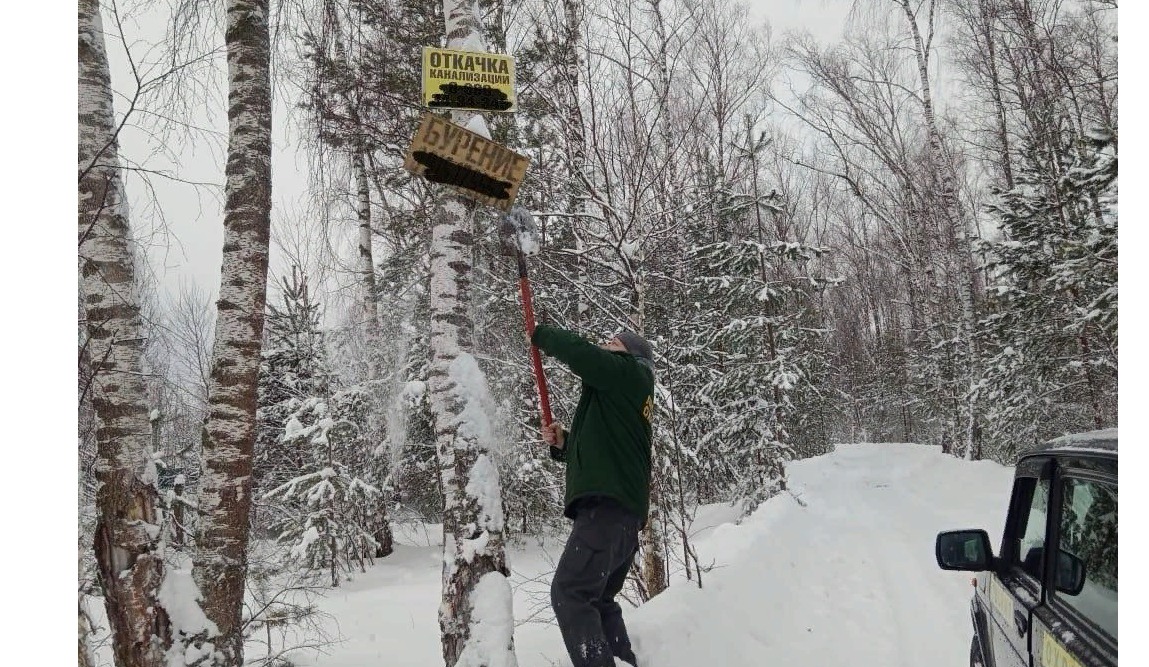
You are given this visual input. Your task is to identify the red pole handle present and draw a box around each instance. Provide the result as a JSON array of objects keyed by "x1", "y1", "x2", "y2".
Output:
[
  {"x1": 517, "y1": 258, "x2": 553, "y2": 429},
  {"x1": 529, "y1": 345, "x2": 553, "y2": 428}
]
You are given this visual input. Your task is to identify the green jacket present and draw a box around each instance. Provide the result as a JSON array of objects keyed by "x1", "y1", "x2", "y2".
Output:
[{"x1": 531, "y1": 325, "x2": 655, "y2": 526}]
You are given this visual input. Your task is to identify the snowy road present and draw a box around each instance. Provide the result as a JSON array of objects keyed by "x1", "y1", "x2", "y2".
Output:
[
  {"x1": 86, "y1": 443, "x2": 1016, "y2": 667},
  {"x1": 621, "y1": 443, "x2": 1015, "y2": 667}
]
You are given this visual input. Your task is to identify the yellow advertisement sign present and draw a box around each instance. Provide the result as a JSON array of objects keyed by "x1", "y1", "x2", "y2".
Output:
[
  {"x1": 402, "y1": 112, "x2": 529, "y2": 211},
  {"x1": 422, "y1": 46, "x2": 516, "y2": 112}
]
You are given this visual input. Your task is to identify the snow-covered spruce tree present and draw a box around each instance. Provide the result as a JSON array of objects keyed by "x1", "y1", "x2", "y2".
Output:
[
  {"x1": 381, "y1": 285, "x2": 442, "y2": 523},
  {"x1": 690, "y1": 235, "x2": 833, "y2": 514},
  {"x1": 255, "y1": 267, "x2": 334, "y2": 533},
  {"x1": 660, "y1": 108, "x2": 834, "y2": 512},
  {"x1": 640, "y1": 168, "x2": 736, "y2": 591},
  {"x1": 340, "y1": 316, "x2": 401, "y2": 560},
  {"x1": 340, "y1": 201, "x2": 438, "y2": 525},
  {"x1": 656, "y1": 138, "x2": 746, "y2": 506},
  {"x1": 303, "y1": 2, "x2": 397, "y2": 557},
  {"x1": 327, "y1": 372, "x2": 396, "y2": 558},
  {"x1": 79, "y1": 1, "x2": 177, "y2": 663},
  {"x1": 257, "y1": 268, "x2": 384, "y2": 585},
  {"x1": 977, "y1": 130, "x2": 1117, "y2": 461},
  {"x1": 192, "y1": 0, "x2": 272, "y2": 663},
  {"x1": 264, "y1": 398, "x2": 382, "y2": 586}
]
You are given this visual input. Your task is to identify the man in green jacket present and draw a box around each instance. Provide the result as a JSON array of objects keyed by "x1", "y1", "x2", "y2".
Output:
[{"x1": 530, "y1": 324, "x2": 655, "y2": 667}]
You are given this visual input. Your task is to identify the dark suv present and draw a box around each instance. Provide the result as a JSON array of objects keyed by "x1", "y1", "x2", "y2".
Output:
[{"x1": 935, "y1": 428, "x2": 1117, "y2": 667}]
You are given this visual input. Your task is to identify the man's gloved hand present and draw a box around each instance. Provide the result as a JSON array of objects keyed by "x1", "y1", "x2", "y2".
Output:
[{"x1": 541, "y1": 420, "x2": 565, "y2": 449}]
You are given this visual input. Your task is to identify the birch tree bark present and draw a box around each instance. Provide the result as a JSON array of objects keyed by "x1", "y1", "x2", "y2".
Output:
[
  {"x1": 559, "y1": 0, "x2": 591, "y2": 329},
  {"x1": 353, "y1": 149, "x2": 380, "y2": 343},
  {"x1": 977, "y1": 0, "x2": 1014, "y2": 190},
  {"x1": 430, "y1": 2, "x2": 516, "y2": 665},
  {"x1": 191, "y1": 0, "x2": 272, "y2": 663},
  {"x1": 319, "y1": 0, "x2": 381, "y2": 344},
  {"x1": 79, "y1": 1, "x2": 174, "y2": 664},
  {"x1": 353, "y1": 148, "x2": 396, "y2": 558},
  {"x1": 79, "y1": 596, "x2": 97, "y2": 667},
  {"x1": 633, "y1": 0, "x2": 675, "y2": 601},
  {"x1": 322, "y1": 0, "x2": 394, "y2": 558},
  {"x1": 895, "y1": 0, "x2": 980, "y2": 457}
]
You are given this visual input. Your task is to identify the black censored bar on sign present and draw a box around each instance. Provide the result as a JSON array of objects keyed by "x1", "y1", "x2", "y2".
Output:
[
  {"x1": 429, "y1": 83, "x2": 513, "y2": 112},
  {"x1": 412, "y1": 151, "x2": 513, "y2": 200}
]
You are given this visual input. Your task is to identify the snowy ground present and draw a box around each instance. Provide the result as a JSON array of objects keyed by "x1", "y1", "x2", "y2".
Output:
[{"x1": 87, "y1": 443, "x2": 1016, "y2": 667}]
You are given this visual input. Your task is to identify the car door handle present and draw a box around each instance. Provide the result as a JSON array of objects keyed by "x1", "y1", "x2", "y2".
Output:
[{"x1": 1014, "y1": 609, "x2": 1028, "y2": 636}]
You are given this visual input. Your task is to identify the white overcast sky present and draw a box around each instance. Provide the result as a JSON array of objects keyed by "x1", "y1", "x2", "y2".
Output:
[{"x1": 94, "y1": 0, "x2": 853, "y2": 309}]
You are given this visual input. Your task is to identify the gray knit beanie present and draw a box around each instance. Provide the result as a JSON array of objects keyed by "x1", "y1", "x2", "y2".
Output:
[{"x1": 615, "y1": 330, "x2": 653, "y2": 360}]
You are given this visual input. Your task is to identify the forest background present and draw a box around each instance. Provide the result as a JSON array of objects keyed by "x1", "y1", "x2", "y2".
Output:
[{"x1": 78, "y1": 0, "x2": 1112, "y2": 661}]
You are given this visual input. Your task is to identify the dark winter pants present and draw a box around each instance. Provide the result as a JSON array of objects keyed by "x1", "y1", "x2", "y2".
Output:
[{"x1": 551, "y1": 497, "x2": 642, "y2": 667}]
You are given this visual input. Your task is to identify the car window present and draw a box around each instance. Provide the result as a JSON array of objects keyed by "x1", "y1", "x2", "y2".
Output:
[
  {"x1": 1011, "y1": 477, "x2": 1050, "y2": 580},
  {"x1": 1055, "y1": 477, "x2": 1117, "y2": 639}
]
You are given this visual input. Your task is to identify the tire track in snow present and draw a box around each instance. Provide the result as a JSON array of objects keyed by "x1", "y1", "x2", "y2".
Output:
[
  {"x1": 779, "y1": 444, "x2": 999, "y2": 667},
  {"x1": 857, "y1": 484, "x2": 973, "y2": 667},
  {"x1": 626, "y1": 445, "x2": 1012, "y2": 667}
]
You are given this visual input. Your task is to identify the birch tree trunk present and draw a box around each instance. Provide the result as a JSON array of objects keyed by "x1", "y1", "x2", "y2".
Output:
[
  {"x1": 560, "y1": 0, "x2": 591, "y2": 329},
  {"x1": 192, "y1": 1, "x2": 272, "y2": 663},
  {"x1": 976, "y1": 0, "x2": 1015, "y2": 189},
  {"x1": 353, "y1": 150, "x2": 379, "y2": 342},
  {"x1": 634, "y1": 0, "x2": 673, "y2": 601},
  {"x1": 353, "y1": 147, "x2": 395, "y2": 558},
  {"x1": 324, "y1": 0, "x2": 394, "y2": 557},
  {"x1": 321, "y1": 0, "x2": 381, "y2": 348},
  {"x1": 431, "y1": 2, "x2": 516, "y2": 665},
  {"x1": 81, "y1": 521, "x2": 96, "y2": 665},
  {"x1": 79, "y1": 1, "x2": 173, "y2": 664},
  {"x1": 896, "y1": 0, "x2": 980, "y2": 457},
  {"x1": 634, "y1": 270, "x2": 664, "y2": 599}
]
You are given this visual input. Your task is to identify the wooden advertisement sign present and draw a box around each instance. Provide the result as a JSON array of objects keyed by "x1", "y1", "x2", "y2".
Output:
[
  {"x1": 422, "y1": 46, "x2": 517, "y2": 112},
  {"x1": 402, "y1": 112, "x2": 530, "y2": 211}
]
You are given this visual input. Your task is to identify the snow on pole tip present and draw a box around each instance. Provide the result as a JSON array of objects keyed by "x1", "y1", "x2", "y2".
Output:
[{"x1": 504, "y1": 206, "x2": 540, "y2": 256}]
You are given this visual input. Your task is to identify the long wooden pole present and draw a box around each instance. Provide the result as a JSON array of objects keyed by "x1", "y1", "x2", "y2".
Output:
[{"x1": 516, "y1": 251, "x2": 553, "y2": 428}]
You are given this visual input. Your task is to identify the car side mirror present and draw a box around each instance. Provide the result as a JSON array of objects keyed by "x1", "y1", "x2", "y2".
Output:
[
  {"x1": 936, "y1": 529, "x2": 995, "y2": 571},
  {"x1": 1055, "y1": 549, "x2": 1086, "y2": 596}
]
